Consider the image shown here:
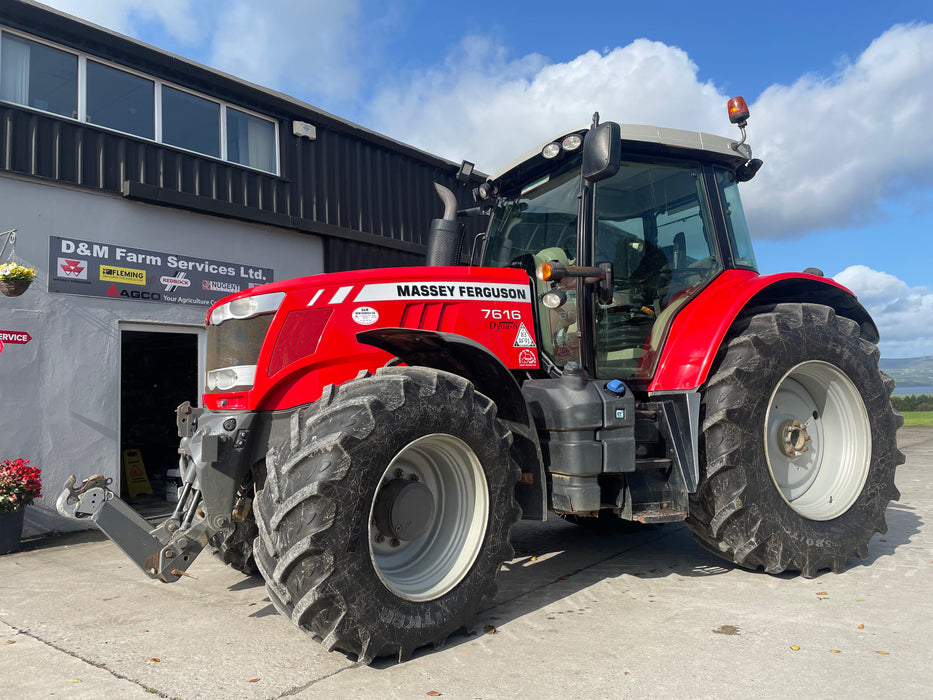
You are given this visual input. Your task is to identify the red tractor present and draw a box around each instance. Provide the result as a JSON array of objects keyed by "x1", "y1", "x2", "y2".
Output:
[{"x1": 59, "y1": 98, "x2": 902, "y2": 663}]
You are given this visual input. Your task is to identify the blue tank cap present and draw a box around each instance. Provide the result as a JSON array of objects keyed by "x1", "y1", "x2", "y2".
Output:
[{"x1": 606, "y1": 379, "x2": 626, "y2": 396}]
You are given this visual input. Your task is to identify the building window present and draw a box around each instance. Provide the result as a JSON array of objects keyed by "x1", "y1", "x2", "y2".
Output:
[
  {"x1": 86, "y1": 60, "x2": 154, "y2": 139},
  {"x1": 162, "y1": 86, "x2": 220, "y2": 158},
  {"x1": 0, "y1": 33, "x2": 77, "y2": 118},
  {"x1": 0, "y1": 29, "x2": 280, "y2": 175},
  {"x1": 227, "y1": 107, "x2": 276, "y2": 173}
]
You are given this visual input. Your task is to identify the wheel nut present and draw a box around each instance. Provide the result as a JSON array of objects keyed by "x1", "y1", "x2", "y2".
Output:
[
  {"x1": 375, "y1": 534, "x2": 385, "y2": 543},
  {"x1": 390, "y1": 538, "x2": 401, "y2": 548}
]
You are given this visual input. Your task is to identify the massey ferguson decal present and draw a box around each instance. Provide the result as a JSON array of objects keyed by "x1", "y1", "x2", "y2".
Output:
[
  {"x1": 354, "y1": 281, "x2": 531, "y2": 303},
  {"x1": 57, "y1": 258, "x2": 88, "y2": 280},
  {"x1": 336, "y1": 275, "x2": 538, "y2": 370},
  {"x1": 48, "y1": 236, "x2": 273, "y2": 306}
]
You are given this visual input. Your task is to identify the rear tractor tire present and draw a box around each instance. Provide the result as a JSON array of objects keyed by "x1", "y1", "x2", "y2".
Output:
[
  {"x1": 253, "y1": 367, "x2": 521, "y2": 663},
  {"x1": 687, "y1": 303, "x2": 904, "y2": 577}
]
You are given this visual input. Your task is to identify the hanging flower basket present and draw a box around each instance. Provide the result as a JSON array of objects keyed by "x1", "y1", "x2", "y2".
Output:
[
  {"x1": 0, "y1": 262, "x2": 36, "y2": 297},
  {"x1": 0, "y1": 278, "x2": 31, "y2": 297}
]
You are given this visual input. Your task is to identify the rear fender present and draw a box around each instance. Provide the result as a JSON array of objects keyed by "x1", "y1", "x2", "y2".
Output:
[
  {"x1": 648, "y1": 271, "x2": 877, "y2": 392},
  {"x1": 358, "y1": 327, "x2": 547, "y2": 520}
]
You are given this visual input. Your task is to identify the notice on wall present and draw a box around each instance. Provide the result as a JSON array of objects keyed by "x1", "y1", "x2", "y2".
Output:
[{"x1": 48, "y1": 236, "x2": 274, "y2": 307}]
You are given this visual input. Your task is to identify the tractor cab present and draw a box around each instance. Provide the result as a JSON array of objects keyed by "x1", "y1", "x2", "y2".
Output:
[{"x1": 478, "y1": 104, "x2": 761, "y2": 385}]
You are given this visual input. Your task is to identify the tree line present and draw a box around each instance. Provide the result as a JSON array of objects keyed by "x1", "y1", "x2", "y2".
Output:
[{"x1": 891, "y1": 394, "x2": 933, "y2": 412}]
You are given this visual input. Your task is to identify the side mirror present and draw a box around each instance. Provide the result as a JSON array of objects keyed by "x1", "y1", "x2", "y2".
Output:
[
  {"x1": 582, "y1": 121, "x2": 621, "y2": 183},
  {"x1": 736, "y1": 158, "x2": 763, "y2": 182}
]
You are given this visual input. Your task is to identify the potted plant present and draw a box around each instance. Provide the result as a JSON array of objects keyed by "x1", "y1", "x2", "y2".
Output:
[
  {"x1": 0, "y1": 458, "x2": 42, "y2": 554},
  {"x1": 0, "y1": 262, "x2": 37, "y2": 297}
]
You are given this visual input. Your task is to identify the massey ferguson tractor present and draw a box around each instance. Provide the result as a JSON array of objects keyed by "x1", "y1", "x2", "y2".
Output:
[{"x1": 58, "y1": 97, "x2": 903, "y2": 663}]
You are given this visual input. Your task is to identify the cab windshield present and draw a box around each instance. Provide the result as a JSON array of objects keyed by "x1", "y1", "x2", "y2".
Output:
[{"x1": 483, "y1": 155, "x2": 727, "y2": 379}]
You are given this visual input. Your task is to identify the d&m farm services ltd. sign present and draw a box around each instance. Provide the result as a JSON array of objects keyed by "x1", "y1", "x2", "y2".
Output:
[{"x1": 48, "y1": 236, "x2": 274, "y2": 307}]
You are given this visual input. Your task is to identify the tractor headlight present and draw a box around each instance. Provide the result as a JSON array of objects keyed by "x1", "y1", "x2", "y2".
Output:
[
  {"x1": 210, "y1": 291, "x2": 285, "y2": 325},
  {"x1": 206, "y1": 365, "x2": 257, "y2": 391}
]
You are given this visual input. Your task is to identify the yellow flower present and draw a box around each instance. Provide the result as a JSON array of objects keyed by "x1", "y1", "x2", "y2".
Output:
[{"x1": 0, "y1": 262, "x2": 36, "y2": 281}]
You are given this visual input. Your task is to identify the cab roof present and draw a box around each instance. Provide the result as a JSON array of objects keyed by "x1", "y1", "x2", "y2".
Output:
[{"x1": 490, "y1": 123, "x2": 753, "y2": 182}]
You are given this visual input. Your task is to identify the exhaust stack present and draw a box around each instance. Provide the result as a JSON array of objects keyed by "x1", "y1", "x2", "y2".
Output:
[{"x1": 425, "y1": 183, "x2": 464, "y2": 266}]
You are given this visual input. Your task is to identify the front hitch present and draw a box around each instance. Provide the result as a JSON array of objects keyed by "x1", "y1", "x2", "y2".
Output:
[
  {"x1": 57, "y1": 404, "x2": 263, "y2": 583},
  {"x1": 57, "y1": 474, "x2": 207, "y2": 583}
]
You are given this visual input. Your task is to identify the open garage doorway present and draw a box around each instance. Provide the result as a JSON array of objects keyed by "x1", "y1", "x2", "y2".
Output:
[{"x1": 120, "y1": 325, "x2": 203, "y2": 515}]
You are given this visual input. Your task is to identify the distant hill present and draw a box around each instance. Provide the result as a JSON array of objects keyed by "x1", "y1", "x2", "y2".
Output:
[{"x1": 879, "y1": 355, "x2": 933, "y2": 387}]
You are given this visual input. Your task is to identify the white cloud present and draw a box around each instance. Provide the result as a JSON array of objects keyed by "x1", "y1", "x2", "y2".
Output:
[
  {"x1": 746, "y1": 23, "x2": 933, "y2": 239},
  {"x1": 39, "y1": 0, "x2": 363, "y2": 102},
  {"x1": 368, "y1": 37, "x2": 726, "y2": 171},
  {"x1": 38, "y1": 0, "x2": 200, "y2": 44},
  {"x1": 206, "y1": 0, "x2": 362, "y2": 102},
  {"x1": 369, "y1": 24, "x2": 933, "y2": 248},
  {"x1": 834, "y1": 265, "x2": 933, "y2": 358}
]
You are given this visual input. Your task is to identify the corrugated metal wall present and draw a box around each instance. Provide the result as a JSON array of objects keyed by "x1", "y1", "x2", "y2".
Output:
[{"x1": 0, "y1": 104, "x2": 484, "y2": 272}]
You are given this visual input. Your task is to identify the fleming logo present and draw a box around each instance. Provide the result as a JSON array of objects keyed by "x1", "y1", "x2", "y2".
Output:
[{"x1": 100, "y1": 265, "x2": 146, "y2": 285}]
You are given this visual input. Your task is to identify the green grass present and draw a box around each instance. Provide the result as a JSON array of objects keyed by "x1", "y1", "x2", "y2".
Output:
[{"x1": 901, "y1": 411, "x2": 933, "y2": 427}]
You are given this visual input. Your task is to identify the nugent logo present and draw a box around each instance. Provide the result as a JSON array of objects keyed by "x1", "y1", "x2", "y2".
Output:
[{"x1": 202, "y1": 279, "x2": 241, "y2": 293}]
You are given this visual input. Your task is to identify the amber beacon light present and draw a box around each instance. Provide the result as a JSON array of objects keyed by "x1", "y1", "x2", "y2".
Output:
[{"x1": 728, "y1": 96, "x2": 750, "y2": 126}]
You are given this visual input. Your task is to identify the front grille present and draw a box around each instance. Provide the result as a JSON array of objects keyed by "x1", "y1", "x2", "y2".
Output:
[{"x1": 205, "y1": 314, "x2": 275, "y2": 374}]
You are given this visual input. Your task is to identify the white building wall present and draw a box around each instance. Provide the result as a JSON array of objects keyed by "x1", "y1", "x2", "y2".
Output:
[{"x1": 0, "y1": 174, "x2": 324, "y2": 535}]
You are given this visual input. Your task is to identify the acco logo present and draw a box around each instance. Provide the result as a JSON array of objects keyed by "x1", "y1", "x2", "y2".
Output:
[{"x1": 105, "y1": 284, "x2": 161, "y2": 301}]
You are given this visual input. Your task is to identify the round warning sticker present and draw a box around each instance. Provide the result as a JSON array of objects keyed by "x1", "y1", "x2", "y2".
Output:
[{"x1": 352, "y1": 306, "x2": 379, "y2": 325}]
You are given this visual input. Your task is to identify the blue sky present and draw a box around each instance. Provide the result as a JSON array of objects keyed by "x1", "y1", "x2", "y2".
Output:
[{"x1": 41, "y1": 0, "x2": 933, "y2": 358}]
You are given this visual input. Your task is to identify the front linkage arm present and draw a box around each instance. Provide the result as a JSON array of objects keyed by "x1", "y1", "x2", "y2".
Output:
[
  {"x1": 56, "y1": 402, "x2": 262, "y2": 583},
  {"x1": 57, "y1": 473, "x2": 209, "y2": 582}
]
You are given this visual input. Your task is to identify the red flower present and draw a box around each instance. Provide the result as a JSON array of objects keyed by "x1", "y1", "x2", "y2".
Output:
[{"x1": 0, "y1": 458, "x2": 42, "y2": 513}]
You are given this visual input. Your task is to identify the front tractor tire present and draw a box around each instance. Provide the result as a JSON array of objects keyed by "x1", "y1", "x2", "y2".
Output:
[
  {"x1": 253, "y1": 367, "x2": 521, "y2": 663},
  {"x1": 687, "y1": 303, "x2": 904, "y2": 577}
]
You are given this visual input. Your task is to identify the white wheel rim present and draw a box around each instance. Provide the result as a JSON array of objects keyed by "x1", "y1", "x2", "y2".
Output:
[
  {"x1": 369, "y1": 434, "x2": 489, "y2": 601},
  {"x1": 765, "y1": 360, "x2": 871, "y2": 520}
]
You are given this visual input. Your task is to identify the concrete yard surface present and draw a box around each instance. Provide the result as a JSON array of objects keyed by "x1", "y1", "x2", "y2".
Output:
[{"x1": 2, "y1": 427, "x2": 931, "y2": 699}]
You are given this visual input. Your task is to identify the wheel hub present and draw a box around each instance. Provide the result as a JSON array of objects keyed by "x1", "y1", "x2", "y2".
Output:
[
  {"x1": 778, "y1": 419, "x2": 811, "y2": 458},
  {"x1": 373, "y1": 478, "x2": 435, "y2": 542},
  {"x1": 369, "y1": 433, "x2": 489, "y2": 602},
  {"x1": 765, "y1": 361, "x2": 871, "y2": 521}
]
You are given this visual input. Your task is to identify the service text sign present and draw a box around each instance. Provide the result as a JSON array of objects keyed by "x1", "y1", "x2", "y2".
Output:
[{"x1": 48, "y1": 236, "x2": 274, "y2": 307}]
